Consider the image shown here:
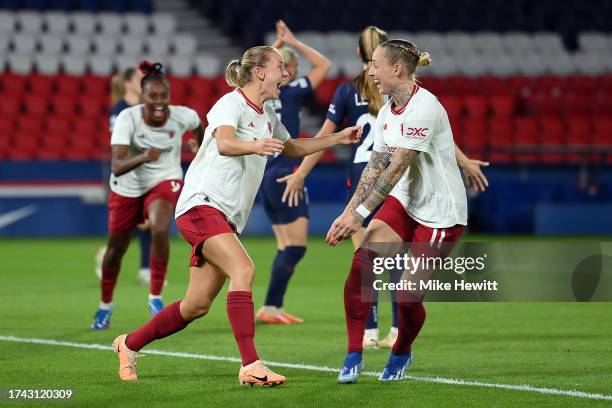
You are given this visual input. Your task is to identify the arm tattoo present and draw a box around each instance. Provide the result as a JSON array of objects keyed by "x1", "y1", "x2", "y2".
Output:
[
  {"x1": 362, "y1": 148, "x2": 418, "y2": 213},
  {"x1": 347, "y1": 151, "x2": 391, "y2": 211}
]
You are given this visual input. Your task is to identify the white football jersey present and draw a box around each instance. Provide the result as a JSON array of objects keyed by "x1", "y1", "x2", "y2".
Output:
[
  {"x1": 373, "y1": 85, "x2": 467, "y2": 228},
  {"x1": 109, "y1": 105, "x2": 201, "y2": 197},
  {"x1": 175, "y1": 89, "x2": 291, "y2": 233}
]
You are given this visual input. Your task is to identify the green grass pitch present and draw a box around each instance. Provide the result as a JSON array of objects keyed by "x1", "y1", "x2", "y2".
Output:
[{"x1": 1, "y1": 236, "x2": 611, "y2": 407}]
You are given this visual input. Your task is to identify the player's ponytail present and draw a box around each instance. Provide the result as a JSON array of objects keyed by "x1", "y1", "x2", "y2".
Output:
[
  {"x1": 225, "y1": 59, "x2": 247, "y2": 88},
  {"x1": 225, "y1": 46, "x2": 280, "y2": 88},
  {"x1": 354, "y1": 26, "x2": 388, "y2": 116},
  {"x1": 110, "y1": 74, "x2": 124, "y2": 105}
]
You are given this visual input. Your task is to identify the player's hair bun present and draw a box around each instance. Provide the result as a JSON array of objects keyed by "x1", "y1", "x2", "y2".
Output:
[
  {"x1": 417, "y1": 52, "x2": 431, "y2": 67},
  {"x1": 138, "y1": 60, "x2": 164, "y2": 76}
]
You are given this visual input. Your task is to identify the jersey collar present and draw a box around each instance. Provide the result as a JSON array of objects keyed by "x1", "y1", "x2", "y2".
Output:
[{"x1": 237, "y1": 88, "x2": 264, "y2": 115}]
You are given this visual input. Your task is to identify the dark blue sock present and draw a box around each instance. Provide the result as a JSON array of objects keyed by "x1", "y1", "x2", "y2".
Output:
[
  {"x1": 137, "y1": 229, "x2": 152, "y2": 269},
  {"x1": 389, "y1": 267, "x2": 402, "y2": 328},
  {"x1": 264, "y1": 246, "x2": 306, "y2": 307},
  {"x1": 366, "y1": 303, "x2": 378, "y2": 330}
]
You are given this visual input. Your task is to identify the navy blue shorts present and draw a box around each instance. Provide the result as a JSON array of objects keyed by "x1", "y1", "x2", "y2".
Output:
[
  {"x1": 346, "y1": 162, "x2": 377, "y2": 228},
  {"x1": 261, "y1": 168, "x2": 309, "y2": 225}
]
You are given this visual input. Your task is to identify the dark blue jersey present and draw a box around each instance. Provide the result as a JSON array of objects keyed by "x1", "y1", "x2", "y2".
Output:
[
  {"x1": 326, "y1": 80, "x2": 377, "y2": 166},
  {"x1": 267, "y1": 76, "x2": 313, "y2": 171},
  {"x1": 109, "y1": 100, "x2": 131, "y2": 131}
]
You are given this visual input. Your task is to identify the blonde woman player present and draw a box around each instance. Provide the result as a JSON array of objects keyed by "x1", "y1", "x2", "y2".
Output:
[
  {"x1": 257, "y1": 20, "x2": 332, "y2": 324},
  {"x1": 112, "y1": 46, "x2": 362, "y2": 387},
  {"x1": 329, "y1": 39, "x2": 468, "y2": 383},
  {"x1": 280, "y1": 27, "x2": 490, "y2": 350}
]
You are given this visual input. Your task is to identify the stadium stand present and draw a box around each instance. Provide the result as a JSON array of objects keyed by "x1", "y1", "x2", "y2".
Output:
[{"x1": 0, "y1": 1, "x2": 611, "y2": 236}]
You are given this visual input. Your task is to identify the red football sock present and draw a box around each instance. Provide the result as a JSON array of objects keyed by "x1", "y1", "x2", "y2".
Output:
[
  {"x1": 101, "y1": 265, "x2": 119, "y2": 303},
  {"x1": 125, "y1": 301, "x2": 188, "y2": 351},
  {"x1": 149, "y1": 256, "x2": 168, "y2": 296},
  {"x1": 392, "y1": 302, "x2": 426, "y2": 355},
  {"x1": 226, "y1": 291, "x2": 259, "y2": 366},
  {"x1": 344, "y1": 248, "x2": 376, "y2": 353}
]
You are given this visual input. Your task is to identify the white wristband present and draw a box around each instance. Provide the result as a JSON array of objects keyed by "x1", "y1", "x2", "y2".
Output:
[{"x1": 355, "y1": 204, "x2": 372, "y2": 219}]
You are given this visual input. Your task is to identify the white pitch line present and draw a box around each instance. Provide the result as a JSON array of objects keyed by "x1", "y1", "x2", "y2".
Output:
[{"x1": 1, "y1": 335, "x2": 611, "y2": 401}]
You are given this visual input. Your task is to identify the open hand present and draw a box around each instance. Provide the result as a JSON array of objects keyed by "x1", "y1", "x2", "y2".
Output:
[
  {"x1": 462, "y1": 159, "x2": 490, "y2": 192},
  {"x1": 277, "y1": 172, "x2": 305, "y2": 207},
  {"x1": 326, "y1": 211, "x2": 363, "y2": 246}
]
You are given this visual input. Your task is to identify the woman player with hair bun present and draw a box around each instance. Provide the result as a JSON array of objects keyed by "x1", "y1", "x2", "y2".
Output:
[
  {"x1": 282, "y1": 27, "x2": 490, "y2": 351},
  {"x1": 91, "y1": 61, "x2": 204, "y2": 330},
  {"x1": 330, "y1": 39, "x2": 470, "y2": 382}
]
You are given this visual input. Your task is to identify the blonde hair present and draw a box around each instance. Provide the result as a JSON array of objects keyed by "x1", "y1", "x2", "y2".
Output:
[
  {"x1": 380, "y1": 39, "x2": 431, "y2": 78},
  {"x1": 278, "y1": 47, "x2": 297, "y2": 66},
  {"x1": 354, "y1": 26, "x2": 388, "y2": 116},
  {"x1": 110, "y1": 68, "x2": 137, "y2": 105},
  {"x1": 225, "y1": 46, "x2": 281, "y2": 88}
]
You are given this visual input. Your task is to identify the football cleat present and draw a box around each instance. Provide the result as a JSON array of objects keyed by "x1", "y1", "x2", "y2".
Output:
[
  {"x1": 277, "y1": 309, "x2": 304, "y2": 324},
  {"x1": 378, "y1": 352, "x2": 412, "y2": 381},
  {"x1": 239, "y1": 360, "x2": 286, "y2": 387},
  {"x1": 363, "y1": 329, "x2": 380, "y2": 349},
  {"x1": 256, "y1": 306, "x2": 288, "y2": 324},
  {"x1": 113, "y1": 334, "x2": 139, "y2": 381},
  {"x1": 378, "y1": 328, "x2": 398, "y2": 348},
  {"x1": 91, "y1": 305, "x2": 113, "y2": 330},
  {"x1": 337, "y1": 352, "x2": 364, "y2": 384},
  {"x1": 147, "y1": 298, "x2": 164, "y2": 316}
]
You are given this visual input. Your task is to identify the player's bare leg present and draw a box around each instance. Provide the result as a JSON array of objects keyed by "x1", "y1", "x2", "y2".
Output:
[
  {"x1": 202, "y1": 233, "x2": 286, "y2": 386},
  {"x1": 259, "y1": 217, "x2": 308, "y2": 324},
  {"x1": 116, "y1": 262, "x2": 225, "y2": 380},
  {"x1": 145, "y1": 198, "x2": 173, "y2": 315}
]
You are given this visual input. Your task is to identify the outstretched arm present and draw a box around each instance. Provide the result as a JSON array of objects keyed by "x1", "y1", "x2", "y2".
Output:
[
  {"x1": 282, "y1": 126, "x2": 362, "y2": 158},
  {"x1": 276, "y1": 119, "x2": 338, "y2": 207}
]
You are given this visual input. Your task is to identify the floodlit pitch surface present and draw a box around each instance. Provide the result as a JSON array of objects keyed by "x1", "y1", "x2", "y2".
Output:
[{"x1": 1, "y1": 236, "x2": 611, "y2": 407}]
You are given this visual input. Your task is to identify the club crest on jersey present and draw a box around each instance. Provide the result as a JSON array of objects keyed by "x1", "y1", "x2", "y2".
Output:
[
  {"x1": 248, "y1": 122, "x2": 255, "y2": 128},
  {"x1": 268, "y1": 122, "x2": 272, "y2": 134},
  {"x1": 138, "y1": 134, "x2": 145, "y2": 139},
  {"x1": 167, "y1": 131, "x2": 175, "y2": 138},
  {"x1": 383, "y1": 123, "x2": 388, "y2": 131}
]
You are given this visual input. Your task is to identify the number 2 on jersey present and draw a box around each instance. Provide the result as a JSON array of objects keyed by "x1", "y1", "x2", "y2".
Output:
[{"x1": 354, "y1": 113, "x2": 376, "y2": 163}]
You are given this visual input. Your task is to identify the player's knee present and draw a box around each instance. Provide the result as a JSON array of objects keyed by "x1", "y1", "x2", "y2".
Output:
[
  {"x1": 181, "y1": 300, "x2": 212, "y2": 320},
  {"x1": 230, "y1": 264, "x2": 256, "y2": 286},
  {"x1": 187, "y1": 304, "x2": 211, "y2": 320},
  {"x1": 150, "y1": 224, "x2": 170, "y2": 241}
]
